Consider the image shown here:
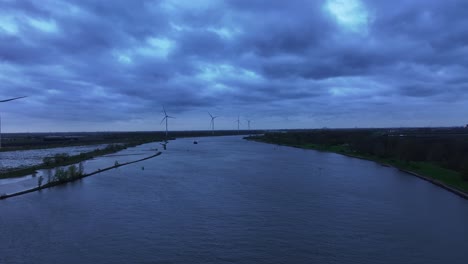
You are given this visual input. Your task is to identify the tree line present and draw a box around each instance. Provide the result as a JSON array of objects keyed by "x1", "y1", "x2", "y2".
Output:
[{"x1": 255, "y1": 128, "x2": 468, "y2": 180}]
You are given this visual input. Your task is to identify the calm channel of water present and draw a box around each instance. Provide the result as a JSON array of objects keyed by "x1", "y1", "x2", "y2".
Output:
[{"x1": 1, "y1": 136, "x2": 467, "y2": 264}]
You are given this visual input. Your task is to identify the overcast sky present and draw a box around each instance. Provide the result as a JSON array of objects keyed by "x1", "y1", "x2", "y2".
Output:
[{"x1": 0, "y1": 0, "x2": 467, "y2": 132}]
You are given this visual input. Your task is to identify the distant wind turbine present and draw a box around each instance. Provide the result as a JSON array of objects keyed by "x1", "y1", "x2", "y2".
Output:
[
  {"x1": 246, "y1": 119, "x2": 252, "y2": 136},
  {"x1": 0, "y1": 96, "x2": 27, "y2": 151},
  {"x1": 236, "y1": 115, "x2": 242, "y2": 133},
  {"x1": 208, "y1": 112, "x2": 218, "y2": 135},
  {"x1": 160, "y1": 107, "x2": 175, "y2": 138}
]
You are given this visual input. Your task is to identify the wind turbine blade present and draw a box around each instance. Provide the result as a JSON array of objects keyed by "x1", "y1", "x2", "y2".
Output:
[
  {"x1": 208, "y1": 112, "x2": 213, "y2": 118},
  {"x1": 160, "y1": 117, "x2": 166, "y2": 124},
  {"x1": 168, "y1": 116, "x2": 175, "y2": 119},
  {"x1": 0, "y1": 96, "x2": 27, "y2": 103},
  {"x1": 162, "y1": 107, "x2": 167, "y2": 116}
]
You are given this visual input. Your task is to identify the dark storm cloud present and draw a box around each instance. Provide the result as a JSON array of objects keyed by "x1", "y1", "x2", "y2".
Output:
[
  {"x1": 0, "y1": 0, "x2": 467, "y2": 131},
  {"x1": 173, "y1": 29, "x2": 227, "y2": 58}
]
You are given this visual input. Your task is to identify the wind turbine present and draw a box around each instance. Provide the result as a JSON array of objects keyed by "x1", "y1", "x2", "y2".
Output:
[
  {"x1": 208, "y1": 112, "x2": 218, "y2": 135},
  {"x1": 236, "y1": 115, "x2": 241, "y2": 134},
  {"x1": 246, "y1": 119, "x2": 251, "y2": 130},
  {"x1": 245, "y1": 118, "x2": 254, "y2": 136},
  {"x1": 0, "y1": 96, "x2": 27, "y2": 150},
  {"x1": 160, "y1": 107, "x2": 175, "y2": 138},
  {"x1": 246, "y1": 119, "x2": 253, "y2": 135}
]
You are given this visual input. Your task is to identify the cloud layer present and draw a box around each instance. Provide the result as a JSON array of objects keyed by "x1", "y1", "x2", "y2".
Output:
[{"x1": 1, "y1": 0, "x2": 467, "y2": 132}]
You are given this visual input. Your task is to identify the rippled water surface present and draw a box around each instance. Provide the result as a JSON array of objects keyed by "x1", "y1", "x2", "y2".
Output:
[{"x1": 1, "y1": 136, "x2": 468, "y2": 264}]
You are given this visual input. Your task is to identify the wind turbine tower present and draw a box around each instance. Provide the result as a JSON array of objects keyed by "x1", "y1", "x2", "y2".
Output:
[
  {"x1": 208, "y1": 112, "x2": 218, "y2": 135},
  {"x1": 246, "y1": 119, "x2": 253, "y2": 136},
  {"x1": 236, "y1": 115, "x2": 241, "y2": 134},
  {"x1": 160, "y1": 107, "x2": 175, "y2": 138},
  {"x1": 0, "y1": 96, "x2": 27, "y2": 150}
]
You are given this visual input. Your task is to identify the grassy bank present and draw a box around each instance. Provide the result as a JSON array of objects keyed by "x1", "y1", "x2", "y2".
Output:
[{"x1": 247, "y1": 134, "x2": 468, "y2": 195}]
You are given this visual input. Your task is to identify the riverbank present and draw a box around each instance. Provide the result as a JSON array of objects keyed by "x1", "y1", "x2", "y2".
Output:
[
  {"x1": 0, "y1": 152, "x2": 162, "y2": 200},
  {"x1": 0, "y1": 140, "x2": 160, "y2": 179},
  {"x1": 246, "y1": 136, "x2": 468, "y2": 200},
  {"x1": 0, "y1": 131, "x2": 258, "y2": 179},
  {"x1": 0, "y1": 130, "x2": 259, "y2": 152}
]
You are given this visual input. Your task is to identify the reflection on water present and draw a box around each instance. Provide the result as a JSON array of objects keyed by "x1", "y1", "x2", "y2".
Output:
[{"x1": 1, "y1": 136, "x2": 468, "y2": 264}]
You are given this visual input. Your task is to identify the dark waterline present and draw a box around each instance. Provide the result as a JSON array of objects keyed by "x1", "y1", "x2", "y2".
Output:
[{"x1": 1, "y1": 136, "x2": 467, "y2": 264}]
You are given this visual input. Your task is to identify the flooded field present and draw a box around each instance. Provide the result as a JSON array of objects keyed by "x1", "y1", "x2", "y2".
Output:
[
  {"x1": 0, "y1": 143, "x2": 158, "y2": 195},
  {"x1": 0, "y1": 144, "x2": 111, "y2": 171}
]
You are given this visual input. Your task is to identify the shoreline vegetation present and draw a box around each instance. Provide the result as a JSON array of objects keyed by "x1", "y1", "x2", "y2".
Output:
[
  {"x1": 0, "y1": 140, "x2": 157, "y2": 179},
  {"x1": 0, "y1": 130, "x2": 257, "y2": 180},
  {"x1": 0, "y1": 130, "x2": 258, "y2": 152},
  {"x1": 0, "y1": 131, "x2": 258, "y2": 199},
  {"x1": 0, "y1": 152, "x2": 162, "y2": 200},
  {"x1": 0, "y1": 131, "x2": 173, "y2": 152},
  {"x1": 0, "y1": 131, "x2": 172, "y2": 179},
  {"x1": 246, "y1": 130, "x2": 468, "y2": 199}
]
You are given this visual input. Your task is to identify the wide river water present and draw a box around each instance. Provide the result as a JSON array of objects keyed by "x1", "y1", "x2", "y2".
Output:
[{"x1": 1, "y1": 136, "x2": 468, "y2": 263}]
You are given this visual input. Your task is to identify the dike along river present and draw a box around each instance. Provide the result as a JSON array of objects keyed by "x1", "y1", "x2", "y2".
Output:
[{"x1": 1, "y1": 136, "x2": 468, "y2": 264}]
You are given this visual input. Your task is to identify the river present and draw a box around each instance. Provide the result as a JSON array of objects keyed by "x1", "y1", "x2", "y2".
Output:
[{"x1": 1, "y1": 135, "x2": 467, "y2": 263}]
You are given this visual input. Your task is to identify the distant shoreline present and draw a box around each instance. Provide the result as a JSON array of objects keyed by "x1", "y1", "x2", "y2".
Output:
[
  {"x1": 1, "y1": 132, "x2": 256, "y2": 179},
  {"x1": 0, "y1": 130, "x2": 256, "y2": 152}
]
